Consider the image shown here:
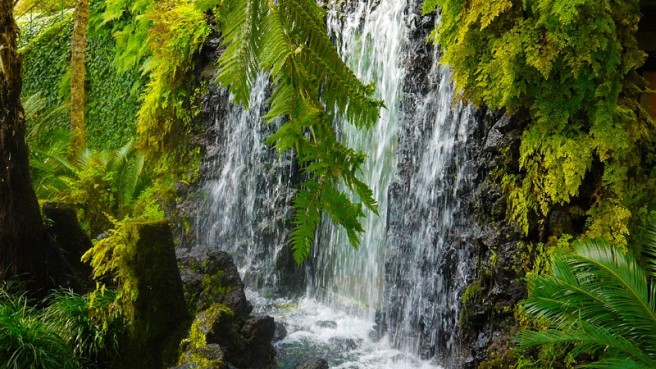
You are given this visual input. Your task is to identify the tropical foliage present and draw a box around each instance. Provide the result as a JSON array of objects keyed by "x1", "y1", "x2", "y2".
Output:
[
  {"x1": 0, "y1": 284, "x2": 121, "y2": 369},
  {"x1": 44, "y1": 289, "x2": 123, "y2": 366},
  {"x1": 0, "y1": 290, "x2": 79, "y2": 369},
  {"x1": 519, "y1": 236, "x2": 656, "y2": 368},
  {"x1": 424, "y1": 0, "x2": 655, "y2": 246}
]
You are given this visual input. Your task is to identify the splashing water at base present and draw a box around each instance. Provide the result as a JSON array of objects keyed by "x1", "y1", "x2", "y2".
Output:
[{"x1": 248, "y1": 291, "x2": 443, "y2": 369}]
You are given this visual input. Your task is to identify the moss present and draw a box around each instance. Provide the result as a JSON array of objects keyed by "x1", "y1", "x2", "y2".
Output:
[
  {"x1": 21, "y1": 5, "x2": 141, "y2": 151},
  {"x1": 201, "y1": 270, "x2": 231, "y2": 299},
  {"x1": 84, "y1": 220, "x2": 190, "y2": 369},
  {"x1": 181, "y1": 303, "x2": 234, "y2": 354},
  {"x1": 459, "y1": 279, "x2": 484, "y2": 326},
  {"x1": 184, "y1": 352, "x2": 224, "y2": 369}
]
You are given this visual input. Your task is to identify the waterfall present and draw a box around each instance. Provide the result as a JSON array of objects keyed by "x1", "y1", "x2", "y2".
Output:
[
  {"x1": 196, "y1": 75, "x2": 297, "y2": 293},
  {"x1": 311, "y1": 0, "x2": 408, "y2": 316},
  {"x1": 385, "y1": 54, "x2": 473, "y2": 362},
  {"x1": 196, "y1": 1, "x2": 476, "y2": 367}
]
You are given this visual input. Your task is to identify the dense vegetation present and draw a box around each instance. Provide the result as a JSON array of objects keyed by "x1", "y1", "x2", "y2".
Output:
[
  {"x1": 425, "y1": 0, "x2": 654, "y2": 245},
  {"x1": 4, "y1": 0, "x2": 383, "y2": 367}
]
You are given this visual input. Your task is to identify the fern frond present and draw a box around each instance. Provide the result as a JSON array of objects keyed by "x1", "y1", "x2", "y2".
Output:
[
  {"x1": 291, "y1": 181, "x2": 323, "y2": 264},
  {"x1": 217, "y1": 0, "x2": 383, "y2": 264},
  {"x1": 277, "y1": 0, "x2": 383, "y2": 127},
  {"x1": 216, "y1": 0, "x2": 266, "y2": 106}
]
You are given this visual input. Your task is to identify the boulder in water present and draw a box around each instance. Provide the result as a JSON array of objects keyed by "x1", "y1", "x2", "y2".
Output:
[
  {"x1": 315, "y1": 320, "x2": 337, "y2": 329},
  {"x1": 179, "y1": 303, "x2": 277, "y2": 369},
  {"x1": 238, "y1": 316, "x2": 276, "y2": 368},
  {"x1": 273, "y1": 321, "x2": 288, "y2": 342},
  {"x1": 295, "y1": 358, "x2": 329, "y2": 369}
]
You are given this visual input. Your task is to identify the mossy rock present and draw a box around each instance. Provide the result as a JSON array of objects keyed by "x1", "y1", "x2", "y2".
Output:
[
  {"x1": 178, "y1": 250, "x2": 252, "y2": 320},
  {"x1": 176, "y1": 344, "x2": 228, "y2": 369},
  {"x1": 112, "y1": 221, "x2": 191, "y2": 369},
  {"x1": 179, "y1": 303, "x2": 276, "y2": 369},
  {"x1": 182, "y1": 303, "x2": 238, "y2": 352}
]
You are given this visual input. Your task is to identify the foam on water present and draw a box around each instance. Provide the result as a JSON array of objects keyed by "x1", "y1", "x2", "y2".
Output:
[{"x1": 248, "y1": 291, "x2": 443, "y2": 369}]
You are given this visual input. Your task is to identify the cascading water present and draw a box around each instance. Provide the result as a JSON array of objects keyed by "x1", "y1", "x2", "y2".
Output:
[
  {"x1": 195, "y1": 75, "x2": 297, "y2": 293},
  {"x1": 196, "y1": 1, "x2": 476, "y2": 368},
  {"x1": 384, "y1": 47, "x2": 473, "y2": 362},
  {"x1": 311, "y1": 0, "x2": 408, "y2": 316}
]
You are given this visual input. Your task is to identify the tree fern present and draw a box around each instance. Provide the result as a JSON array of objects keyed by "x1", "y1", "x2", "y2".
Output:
[{"x1": 216, "y1": 0, "x2": 383, "y2": 263}]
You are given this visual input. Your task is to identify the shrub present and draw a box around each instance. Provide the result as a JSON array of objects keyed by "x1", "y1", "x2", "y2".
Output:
[{"x1": 0, "y1": 289, "x2": 78, "y2": 369}]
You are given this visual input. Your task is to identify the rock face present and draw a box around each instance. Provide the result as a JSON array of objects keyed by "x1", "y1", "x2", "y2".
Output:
[
  {"x1": 454, "y1": 109, "x2": 533, "y2": 368},
  {"x1": 177, "y1": 252, "x2": 277, "y2": 369}
]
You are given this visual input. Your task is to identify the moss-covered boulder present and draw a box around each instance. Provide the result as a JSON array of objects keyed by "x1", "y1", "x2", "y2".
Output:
[
  {"x1": 175, "y1": 344, "x2": 228, "y2": 369},
  {"x1": 182, "y1": 303, "x2": 240, "y2": 351},
  {"x1": 178, "y1": 250, "x2": 252, "y2": 320},
  {"x1": 112, "y1": 221, "x2": 191, "y2": 369},
  {"x1": 179, "y1": 303, "x2": 276, "y2": 369}
]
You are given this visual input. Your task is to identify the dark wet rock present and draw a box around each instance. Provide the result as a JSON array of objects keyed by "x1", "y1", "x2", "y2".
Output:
[
  {"x1": 180, "y1": 304, "x2": 276, "y2": 369},
  {"x1": 274, "y1": 321, "x2": 288, "y2": 342},
  {"x1": 238, "y1": 316, "x2": 276, "y2": 369},
  {"x1": 178, "y1": 250, "x2": 252, "y2": 320},
  {"x1": 42, "y1": 202, "x2": 93, "y2": 290},
  {"x1": 315, "y1": 320, "x2": 337, "y2": 329},
  {"x1": 329, "y1": 337, "x2": 359, "y2": 351},
  {"x1": 295, "y1": 358, "x2": 329, "y2": 369}
]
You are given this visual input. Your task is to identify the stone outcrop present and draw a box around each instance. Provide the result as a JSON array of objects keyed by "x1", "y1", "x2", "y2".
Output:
[
  {"x1": 177, "y1": 252, "x2": 277, "y2": 369},
  {"x1": 112, "y1": 221, "x2": 191, "y2": 369}
]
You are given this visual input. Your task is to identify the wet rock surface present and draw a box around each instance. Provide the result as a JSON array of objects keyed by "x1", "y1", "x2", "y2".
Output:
[
  {"x1": 455, "y1": 109, "x2": 531, "y2": 368},
  {"x1": 294, "y1": 358, "x2": 329, "y2": 369}
]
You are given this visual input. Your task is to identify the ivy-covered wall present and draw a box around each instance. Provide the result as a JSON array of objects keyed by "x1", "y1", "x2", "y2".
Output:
[{"x1": 21, "y1": 11, "x2": 141, "y2": 150}]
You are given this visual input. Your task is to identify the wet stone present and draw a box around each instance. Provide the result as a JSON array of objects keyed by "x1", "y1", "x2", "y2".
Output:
[
  {"x1": 328, "y1": 337, "x2": 359, "y2": 351},
  {"x1": 315, "y1": 320, "x2": 337, "y2": 329},
  {"x1": 294, "y1": 358, "x2": 329, "y2": 369}
]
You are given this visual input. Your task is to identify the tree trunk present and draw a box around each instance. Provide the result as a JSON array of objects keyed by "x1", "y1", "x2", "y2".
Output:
[
  {"x1": 0, "y1": 1, "x2": 68, "y2": 291},
  {"x1": 70, "y1": 0, "x2": 89, "y2": 154}
]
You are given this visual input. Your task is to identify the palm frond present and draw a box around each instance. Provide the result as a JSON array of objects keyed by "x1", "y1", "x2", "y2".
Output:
[
  {"x1": 639, "y1": 220, "x2": 656, "y2": 280},
  {"x1": 519, "y1": 237, "x2": 656, "y2": 367}
]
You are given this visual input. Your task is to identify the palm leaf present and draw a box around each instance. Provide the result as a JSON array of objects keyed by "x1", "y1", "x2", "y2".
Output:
[{"x1": 520, "y1": 237, "x2": 656, "y2": 367}]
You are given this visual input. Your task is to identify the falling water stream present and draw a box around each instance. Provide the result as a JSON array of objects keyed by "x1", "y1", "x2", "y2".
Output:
[{"x1": 197, "y1": 1, "x2": 474, "y2": 368}]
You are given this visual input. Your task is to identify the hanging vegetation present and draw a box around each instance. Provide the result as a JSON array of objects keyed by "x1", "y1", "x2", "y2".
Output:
[{"x1": 424, "y1": 0, "x2": 655, "y2": 246}]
